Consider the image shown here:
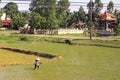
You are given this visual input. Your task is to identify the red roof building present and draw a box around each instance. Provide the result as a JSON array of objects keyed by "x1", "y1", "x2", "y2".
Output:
[
  {"x1": 74, "y1": 21, "x2": 86, "y2": 30},
  {"x1": 2, "y1": 19, "x2": 12, "y2": 27},
  {"x1": 74, "y1": 21, "x2": 86, "y2": 26},
  {"x1": 1, "y1": 13, "x2": 12, "y2": 27},
  {"x1": 97, "y1": 11, "x2": 116, "y2": 21},
  {"x1": 96, "y1": 11, "x2": 117, "y2": 32}
]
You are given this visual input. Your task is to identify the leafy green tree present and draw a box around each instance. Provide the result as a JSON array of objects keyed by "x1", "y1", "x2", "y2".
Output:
[
  {"x1": 70, "y1": 6, "x2": 87, "y2": 29},
  {"x1": 114, "y1": 23, "x2": 120, "y2": 36},
  {"x1": 114, "y1": 9, "x2": 120, "y2": 16},
  {"x1": 29, "y1": 12, "x2": 46, "y2": 29},
  {"x1": 56, "y1": 0, "x2": 70, "y2": 27},
  {"x1": 22, "y1": 12, "x2": 31, "y2": 20},
  {"x1": 113, "y1": 10, "x2": 120, "y2": 35},
  {"x1": 44, "y1": 0, "x2": 58, "y2": 29},
  {"x1": 29, "y1": 0, "x2": 40, "y2": 12},
  {"x1": 60, "y1": 11, "x2": 72, "y2": 28},
  {"x1": 3, "y1": 2, "x2": 19, "y2": 17},
  {"x1": 0, "y1": 9, "x2": 3, "y2": 16},
  {"x1": 114, "y1": 9, "x2": 120, "y2": 23},
  {"x1": 30, "y1": 0, "x2": 58, "y2": 29},
  {"x1": 94, "y1": 0, "x2": 103, "y2": 16},
  {"x1": 77, "y1": 6, "x2": 86, "y2": 22},
  {"x1": 87, "y1": 0, "x2": 94, "y2": 14},
  {"x1": 93, "y1": 0, "x2": 103, "y2": 22},
  {"x1": 87, "y1": 0, "x2": 94, "y2": 21},
  {"x1": 10, "y1": 12, "x2": 27, "y2": 30},
  {"x1": 107, "y1": 1, "x2": 114, "y2": 13},
  {"x1": 87, "y1": 0, "x2": 95, "y2": 28},
  {"x1": 0, "y1": 19, "x2": 2, "y2": 27},
  {"x1": 87, "y1": 0, "x2": 103, "y2": 28}
]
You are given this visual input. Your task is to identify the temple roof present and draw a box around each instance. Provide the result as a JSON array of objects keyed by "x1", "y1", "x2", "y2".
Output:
[
  {"x1": 99, "y1": 11, "x2": 113, "y2": 16},
  {"x1": 74, "y1": 21, "x2": 85, "y2": 26},
  {"x1": 96, "y1": 11, "x2": 117, "y2": 21}
]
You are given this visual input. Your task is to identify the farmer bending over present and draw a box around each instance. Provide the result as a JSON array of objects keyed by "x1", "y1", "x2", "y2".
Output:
[{"x1": 34, "y1": 57, "x2": 41, "y2": 69}]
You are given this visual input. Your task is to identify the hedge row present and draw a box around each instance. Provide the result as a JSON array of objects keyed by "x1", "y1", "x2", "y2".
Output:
[
  {"x1": 44, "y1": 38, "x2": 120, "y2": 48},
  {"x1": 71, "y1": 43, "x2": 120, "y2": 48},
  {"x1": 1, "y1": 47, "x2": 57, "y2": 59}
]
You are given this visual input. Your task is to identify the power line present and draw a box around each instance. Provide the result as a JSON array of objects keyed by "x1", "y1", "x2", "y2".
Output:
[
  {"x1": 1, "y1": 1, "x2": 120, "y2": 8},
  {"x1": 1, "y1": 1, "x2": 120, "y2": 5}
]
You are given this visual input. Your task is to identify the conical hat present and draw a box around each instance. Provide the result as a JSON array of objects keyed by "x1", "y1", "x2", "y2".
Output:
[{"x1": 36, "y1": 58, "x2": 40, "y2": 60}]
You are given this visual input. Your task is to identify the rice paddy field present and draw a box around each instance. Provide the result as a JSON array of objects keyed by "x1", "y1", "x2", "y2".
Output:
[{"x1": 0, "y1": 30, "x2": 120, "y2": 80}]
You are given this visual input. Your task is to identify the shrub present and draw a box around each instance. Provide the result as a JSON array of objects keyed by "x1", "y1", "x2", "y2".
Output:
[
  {"x1": 114, "y1": 23, "x2": 120, "y2": 36},
  {"x1": 19, "y1": 35, "x2": 28, "y2": 41},
  {"x1": 65, "y1": 39, "x2": 71, "y2": 44}
]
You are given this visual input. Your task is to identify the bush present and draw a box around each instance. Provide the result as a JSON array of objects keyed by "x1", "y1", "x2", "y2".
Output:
[
  {"x1": 114, "y1": 23, "x2": 120, "y2": 36},
  {"x1": 19, "y1": 35, "x2": 28, "y2": 41},
  {"x1": 65, "y1": 39, "x2": 71, "y2": 44}
]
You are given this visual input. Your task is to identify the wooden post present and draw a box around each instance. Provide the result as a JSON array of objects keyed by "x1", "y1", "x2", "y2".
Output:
[{"x1": 90, "y1": 0, "x2": 93, "y2": 40}]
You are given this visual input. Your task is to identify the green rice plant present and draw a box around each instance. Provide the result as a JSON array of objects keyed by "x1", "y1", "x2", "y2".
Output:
[{"x1": 0, "y1": 42, "x2": 120, "y2": 80}]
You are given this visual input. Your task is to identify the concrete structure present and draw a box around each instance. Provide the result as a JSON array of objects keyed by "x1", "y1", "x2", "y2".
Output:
[{"x1": 58, "y1": 29, "x2": 84, "y2": 34}]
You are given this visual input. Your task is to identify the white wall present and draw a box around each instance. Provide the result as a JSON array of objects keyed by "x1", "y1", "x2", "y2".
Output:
[{"x1": 58, "y1": 29, "x2": 84, "y2": 34}]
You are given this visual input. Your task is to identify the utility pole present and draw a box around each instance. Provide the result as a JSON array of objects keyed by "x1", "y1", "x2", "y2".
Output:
[{"x1": 90, "y1": 0, "x2": 93, "y2": 40}]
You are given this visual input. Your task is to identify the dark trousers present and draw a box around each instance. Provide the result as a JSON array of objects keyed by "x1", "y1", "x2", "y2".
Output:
[{"x1": 34, "y1": 64, "x2": 39, "y2": 69}]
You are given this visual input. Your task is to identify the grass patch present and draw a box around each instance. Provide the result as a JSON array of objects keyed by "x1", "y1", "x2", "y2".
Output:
[
  {"x1": 72, "y1": 39, "x2": 120, "y2": 47},
  {"x1": 19, "y1": 35, "x2": 29, "y2": 41}
]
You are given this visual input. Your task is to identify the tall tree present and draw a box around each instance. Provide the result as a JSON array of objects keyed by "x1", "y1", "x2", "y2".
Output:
[
  {"x1": 60, "y1": 10, "x2": 72, "y2": 28},
  {"x1": 114, "y1": 23, "x2": 120, "y2": 36},
  {"x1": 87, "y1": 0, "x2": 94, "y2": 21},
  {"x1": 114, "y1": 9, "x2": 120, "y2": 17},
  {"x1": 29, "y1": 12, "x2": 46, "y2": 29},
  {"x1": 87, "y1": 0, "x2": 94, "y2": 26},
  {"x1": 45, "y1": 0, "x2": 58, "y2": 29},
  {"x1": 87, "y1": 0, "x2": 101, "y2": 27},
  {"x1": 0, "y1": 19, "x2": 2, "y2": 27},
  {"x1": 30, "y1": 0, "x2": 58, "y2": 29},
  {"x1": 71, "y1": 6, "x2": 86, "y2": 28},
  {"x1": 22, "y1": 12, "x2": 31, "y2": 20},
  {"x1": 77, "y1": 6, "x2": 86, "y2": 22},
  {"x1": 107, "y1": 1, "x2": 114, "y2": 13},
  {"x1": 56, "y1": 0, "x2": 70, "y2": 27},
  {"x1": 114, "y1": 9, "x2": 120, "y2": 23},
  {"x1": 10, "y1": 12, "x2": 27, "y2": 30},
  {"x1": 3, "y1": 2, "x2": 19, "y2": 16},
  {"x1": 87, "y1": 0, "x2": 94, "y2": 14},
  {"x1": 94, "y1": 0, "x2": 103, "y2": 16}
]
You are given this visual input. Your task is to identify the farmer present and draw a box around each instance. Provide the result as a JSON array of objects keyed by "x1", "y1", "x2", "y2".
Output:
[{"x1": 34, "y1": 57, "x2": 41, "y2": 69}]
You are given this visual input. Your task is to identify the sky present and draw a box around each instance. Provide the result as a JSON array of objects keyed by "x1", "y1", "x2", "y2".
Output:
[{"x1": 0, "y1": 0, "x2": 120, "y2": 12}]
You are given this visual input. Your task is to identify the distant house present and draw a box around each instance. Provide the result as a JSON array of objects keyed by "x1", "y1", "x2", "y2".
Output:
[
  {"x1": 0, "y1": 13, "x2": 12, "y2": 27},
  {"x1": 74, "y1": 21, "x2": 86, "y2": 30},
  {"x1": 96, "y1": 11, "x2": 117, "y2": 32}
]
